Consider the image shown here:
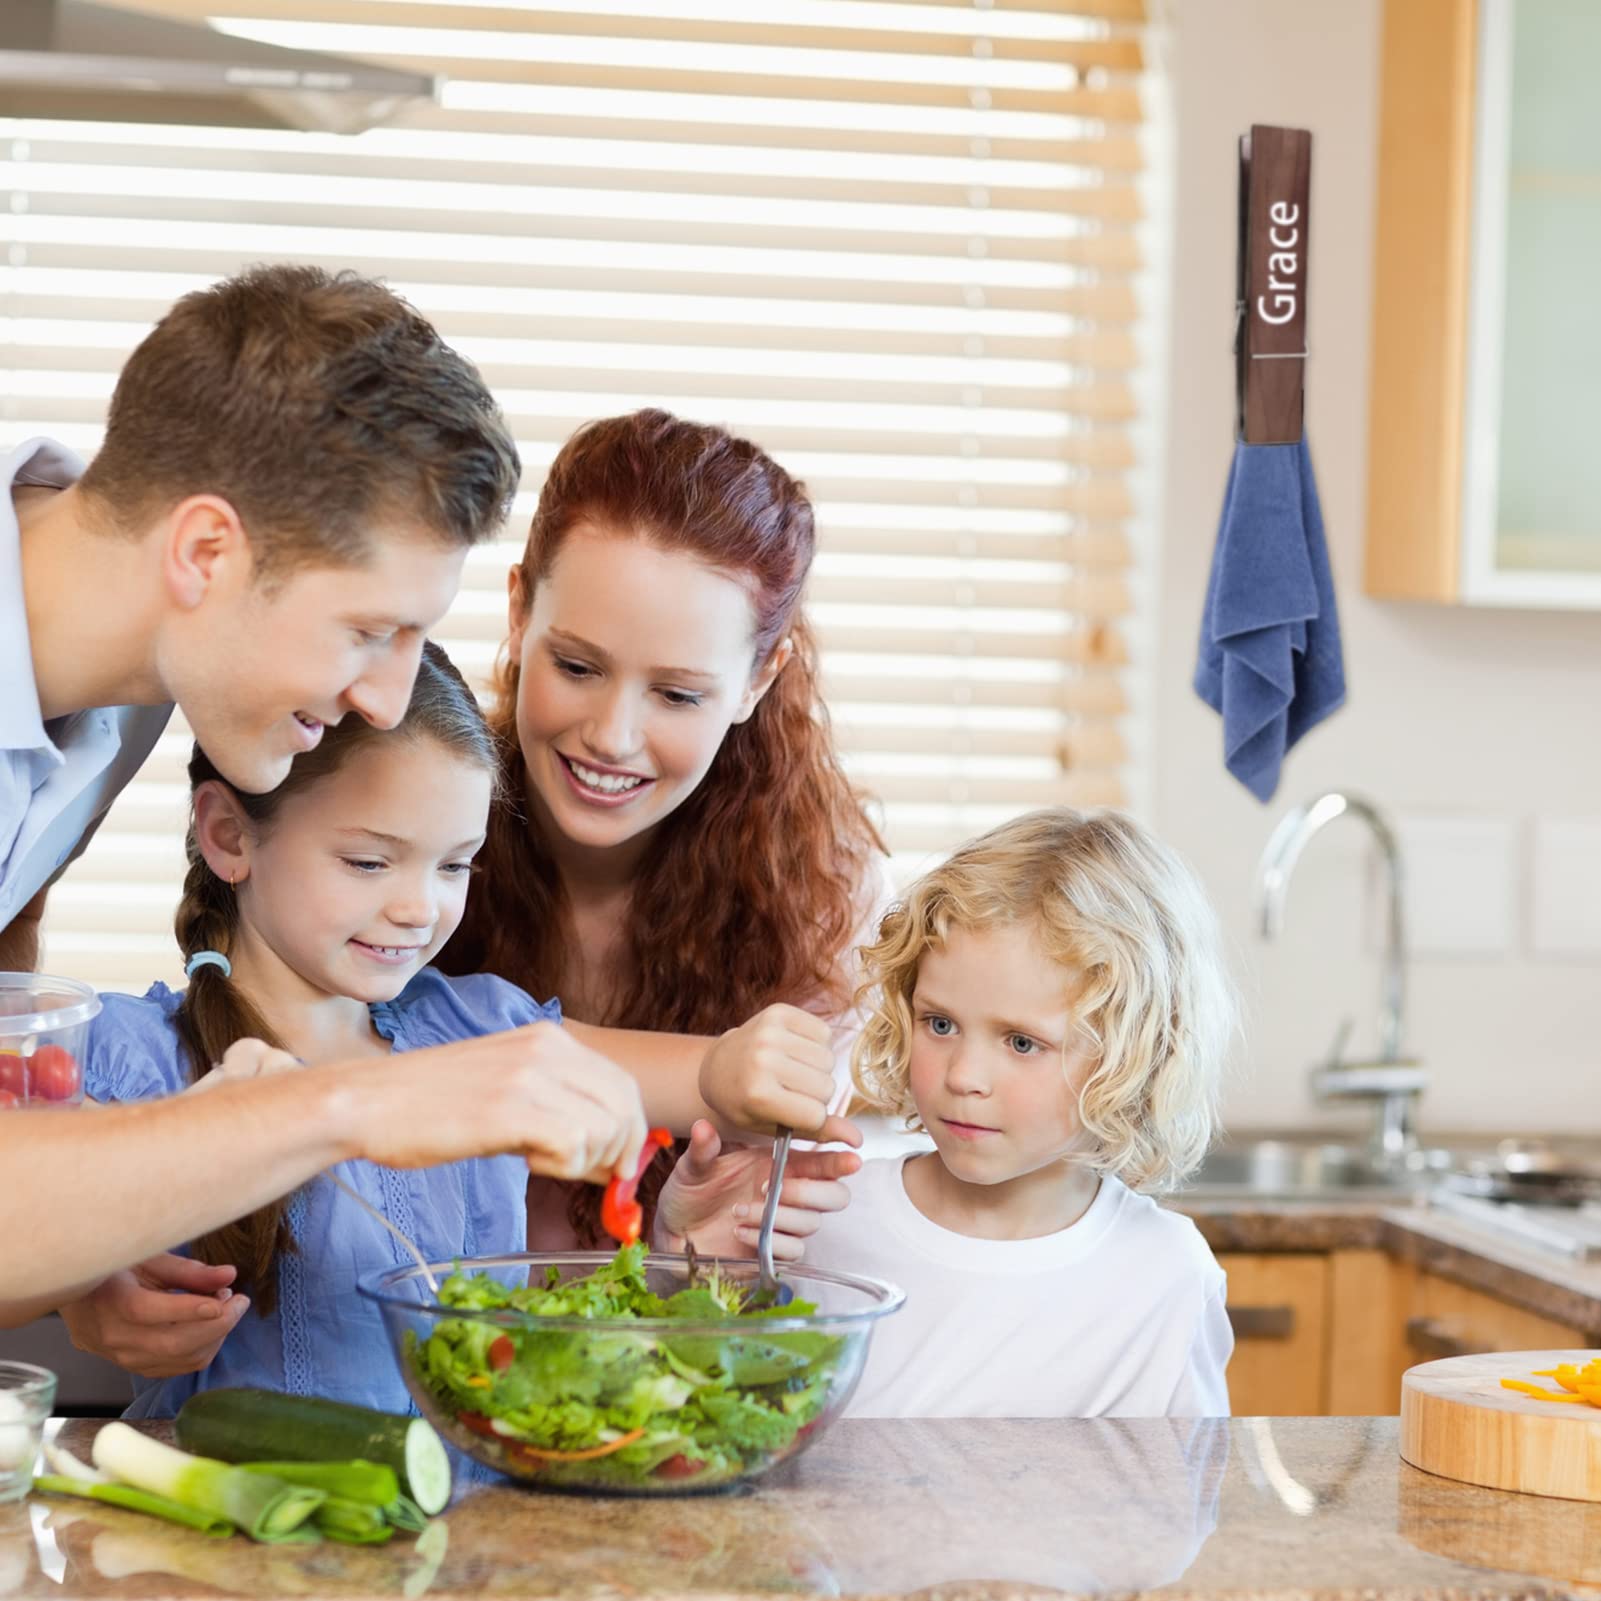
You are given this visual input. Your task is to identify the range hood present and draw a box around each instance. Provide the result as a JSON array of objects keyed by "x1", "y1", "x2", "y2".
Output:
[{"x1": 0, "y1": 0, "x2": 439, "y2": 134}]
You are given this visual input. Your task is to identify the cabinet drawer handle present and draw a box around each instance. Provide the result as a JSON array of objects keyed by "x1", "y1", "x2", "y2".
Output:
[
  {"x1": 1228, "y1": 1304, "x2": 1295, "y2": 1339},
  {"x1": 1405, "y1": 1316, "x2": 1473, "y2": 1360}
]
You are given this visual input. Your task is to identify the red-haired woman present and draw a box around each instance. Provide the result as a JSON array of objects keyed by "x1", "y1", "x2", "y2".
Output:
[{"x1": 440, "y1": 408, "x2": 893, "y2": 1248}]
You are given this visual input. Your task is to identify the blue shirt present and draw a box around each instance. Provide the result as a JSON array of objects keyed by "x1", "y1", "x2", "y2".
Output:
[
  {"x1": 84, "y1": 967, "x2": 554, "y2": 1418},
  {"x1": 1, "y1": 438, "x2": 172, "y2": 931}
]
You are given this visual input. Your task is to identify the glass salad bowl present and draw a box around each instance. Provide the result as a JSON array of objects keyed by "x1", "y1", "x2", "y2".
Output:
[{"x1": 359, "y1": 1248, "x2": 903, "y2": 1496}]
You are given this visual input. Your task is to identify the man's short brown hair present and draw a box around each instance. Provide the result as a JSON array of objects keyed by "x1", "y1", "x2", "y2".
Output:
[{"x1": 79, "y1": 264, "x2": 520, "y2": 570}]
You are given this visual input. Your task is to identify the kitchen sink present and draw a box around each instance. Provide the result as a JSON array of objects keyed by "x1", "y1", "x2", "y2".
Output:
[{"x1": 1179, "y1": 1138, "x2": 1454, "y2": 1200}]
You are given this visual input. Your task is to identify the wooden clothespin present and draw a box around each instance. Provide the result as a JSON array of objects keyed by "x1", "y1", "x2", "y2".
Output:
[{"x1": 1236, "y1": 125, "x2": 1311, "y2": 444}]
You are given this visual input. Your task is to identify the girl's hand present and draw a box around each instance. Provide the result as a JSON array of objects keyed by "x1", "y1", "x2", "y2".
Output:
[
  {"x1": 654, "y1": 1119, "x2": 860, "y2": 1261},
  {"x1": 188, "y1": 1038, "x2": 303, "y2": 1093},
  {"x1": 698, "y1": 1004, "x2": 862, "y2": 1146},
  {"x1": 58, "y1": 1253, "x2": 248, "y2": 1379}
]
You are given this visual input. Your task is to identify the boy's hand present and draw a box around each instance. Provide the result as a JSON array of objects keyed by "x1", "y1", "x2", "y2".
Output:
[
  {"x1": 698, "y1": 1004, "x2": 862, "y2": 1146},
  {"x1": 654, "y1": 1119, "x2": 860, "y2": 1261},
  {"x1": 59, "y1": 1253, "x2": 248, "y2": 1379}
]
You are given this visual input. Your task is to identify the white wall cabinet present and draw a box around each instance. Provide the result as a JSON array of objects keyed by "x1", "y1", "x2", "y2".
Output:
[{"x1": 1365, "y1": 0, "x2": 1601, "y2": 608}]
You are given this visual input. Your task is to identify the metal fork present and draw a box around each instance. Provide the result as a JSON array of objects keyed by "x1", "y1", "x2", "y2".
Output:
[
  {"x1": 753, "y1": 1127, "x2": 795, "y2": 1307},
  {"x1": 328, "y1": 1170, "x2": 440, "y2": 1295}
]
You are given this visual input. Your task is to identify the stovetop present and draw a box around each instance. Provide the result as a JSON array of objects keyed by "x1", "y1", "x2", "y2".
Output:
[{"x1": 1427, "y1": 1186, "x2": 1601, "y2": 1262}]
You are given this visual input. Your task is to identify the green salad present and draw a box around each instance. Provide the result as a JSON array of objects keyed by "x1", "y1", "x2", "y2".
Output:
[{"x1": 407, "y1": 1244, "x2": 846, "y2": 1491}]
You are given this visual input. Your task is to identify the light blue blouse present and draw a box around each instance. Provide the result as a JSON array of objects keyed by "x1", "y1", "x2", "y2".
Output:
[
  {"x1": 1, "y1": 438, "x2": 170, "y2": 930},
  {"x1": 84, "y1": 968, "x2": 552, "y2": 1419}
]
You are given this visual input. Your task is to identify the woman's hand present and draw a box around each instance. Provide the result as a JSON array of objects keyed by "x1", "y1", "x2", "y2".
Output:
[
  {"x1": 698, "y1": 1004, "x2": 862, "y2": 1145},
  {"x1": 58, "y1": 1253, "x2": 248, "y2": 1379},
  {"x1": 654, "y1": 1119, "x2": 860, "y2": 1261}
]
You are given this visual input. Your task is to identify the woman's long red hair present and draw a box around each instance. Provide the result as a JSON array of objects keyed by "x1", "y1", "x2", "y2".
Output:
[{"x1": 441, "y1": 409, "x2": 882, "y2": 1239}]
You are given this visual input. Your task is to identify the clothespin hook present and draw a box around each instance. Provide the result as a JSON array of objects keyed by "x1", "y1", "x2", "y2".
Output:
[{"x1": 1235, "y1": 125, "x2": 1312, "y2": 445}]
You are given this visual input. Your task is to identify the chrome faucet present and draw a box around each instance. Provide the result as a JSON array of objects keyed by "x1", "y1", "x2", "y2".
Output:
[{"x1": 1256, "y1": 791, "x2": 1426, "y2": 1166}]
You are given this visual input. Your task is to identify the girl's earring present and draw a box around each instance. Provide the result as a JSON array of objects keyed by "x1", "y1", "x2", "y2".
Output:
[{"x1": 229, "y1": 871, "x2": 237, "y2": 889}]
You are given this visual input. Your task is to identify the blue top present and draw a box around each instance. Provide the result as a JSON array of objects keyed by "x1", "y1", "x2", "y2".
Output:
[{"x1": 84, "y1": 967, "x2": 555, "y2": 1419}]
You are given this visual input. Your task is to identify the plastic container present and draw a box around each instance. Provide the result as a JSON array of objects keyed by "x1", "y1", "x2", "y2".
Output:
[
  {"x1": 0, "y1": 1363, "x2": 56, "y2": 1502},
  {"x1": 360, "y1": 1252, "x2": 903, "y2": 1496},
  {"x1": 0, "y1": 973, "x2": 100, "y2": 1108}
]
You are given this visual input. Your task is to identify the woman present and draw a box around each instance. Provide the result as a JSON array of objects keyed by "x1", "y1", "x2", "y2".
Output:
[{"x1": 442, "y1": 408, "x2": 891, "y2": 1244}]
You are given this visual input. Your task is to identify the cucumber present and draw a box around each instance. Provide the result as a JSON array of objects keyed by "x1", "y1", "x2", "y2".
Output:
[{"x1": 174, "y1": 1391, "x2": 451, "y2": 1515}]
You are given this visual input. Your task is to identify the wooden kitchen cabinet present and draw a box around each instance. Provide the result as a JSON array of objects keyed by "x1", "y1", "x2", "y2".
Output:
[
  {"x1": 1405, "y1": 1269, "x2": 1588, "y2": 1360},
  {"x1": 1217, "y1": 1252, "x2": 1330, "y2": 1416},
  {"x1": 1218, "y1": 1248, "x2": 1592, "y2": 1418},
  {"x1": 1326, "y1": 1249, "x2": 1414, "y2": 1414},
  {"x1": 1220, "y1": 1249, "x2": 1409, "y2": 1416}
]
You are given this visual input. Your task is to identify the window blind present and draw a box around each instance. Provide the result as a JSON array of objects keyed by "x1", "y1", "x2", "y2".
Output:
[{"x1": 4, "y1": 0, "x2": 1151, "y2": 991}]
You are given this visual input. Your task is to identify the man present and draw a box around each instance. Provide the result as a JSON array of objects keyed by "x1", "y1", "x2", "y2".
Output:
[{"x1": 1, "y1": 264, "x2": 647, "y2": 1319}]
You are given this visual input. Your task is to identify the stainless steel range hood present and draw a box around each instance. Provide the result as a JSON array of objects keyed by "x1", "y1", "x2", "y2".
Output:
[{"x1": 0, "y1": 0, "x2": 439, "y2": 134}]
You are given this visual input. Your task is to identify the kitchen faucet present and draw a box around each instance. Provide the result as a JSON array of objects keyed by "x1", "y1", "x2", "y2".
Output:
[{"x1": 1256, "y1": 791, "x2": 1426, "y2": 1167}]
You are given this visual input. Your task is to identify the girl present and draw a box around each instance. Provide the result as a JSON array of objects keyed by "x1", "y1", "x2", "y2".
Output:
[
  {"x1": 663, "y1": 807, "x2": 1239, "y2": 1417},
  {"x1": 440, "y1": 408, "x2": 892, "y2": 1247},
  {"x1": 74, "y1": 644, "x2": 845, "y2": 1413}
]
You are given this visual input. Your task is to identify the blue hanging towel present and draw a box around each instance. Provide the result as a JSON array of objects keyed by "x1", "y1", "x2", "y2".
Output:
[{"x1": 1193, "y1": 435, "x2": 1345, "y2": 801}]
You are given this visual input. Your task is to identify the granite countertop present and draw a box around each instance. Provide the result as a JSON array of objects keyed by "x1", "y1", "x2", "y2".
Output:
[{"x1": 6, "y1": 1416, "x2": 1600, "y2": 1601}]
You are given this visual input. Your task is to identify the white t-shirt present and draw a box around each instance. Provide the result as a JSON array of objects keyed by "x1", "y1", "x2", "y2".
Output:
[{"x1": 810, "y1": 1155, "x2": 1234, "y2": 1419}]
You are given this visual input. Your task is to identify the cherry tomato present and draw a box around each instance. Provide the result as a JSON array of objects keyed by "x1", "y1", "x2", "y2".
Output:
[
  {"x1": 0, "y1": 1053, "x2": 30, "y2": 1100},
  {"x1": 653, "y1": 1453, "x2": 707, "y2": 1480},
  {"x1": 456, "y1": 1411, "x2": 499, "y2": 1440},
  {"x1": 29, "y1": 1045, "x2": 80, "y2": 1102},
  {"x1": 488, "y1": 1334, "x2": 515, "y2": 1372}
]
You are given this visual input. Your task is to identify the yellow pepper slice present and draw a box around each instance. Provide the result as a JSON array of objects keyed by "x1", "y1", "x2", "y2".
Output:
[{"x1": 1501, "y1": 1378, "x2": 1588, "y2": 1401}]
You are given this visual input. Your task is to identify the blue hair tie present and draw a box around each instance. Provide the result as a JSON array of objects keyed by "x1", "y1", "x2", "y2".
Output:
[{"x1": 185, "y1": 950, "x2": 232, "y2": 979}]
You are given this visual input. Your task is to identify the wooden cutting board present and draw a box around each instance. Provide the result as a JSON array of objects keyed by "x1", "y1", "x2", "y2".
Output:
[{"x1": 1400, "y1": 1350, "x2": 1601, "y2": 1501}]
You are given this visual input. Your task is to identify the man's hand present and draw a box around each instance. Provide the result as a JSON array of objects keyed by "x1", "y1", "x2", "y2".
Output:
[
  {"x1": 698, "y1": 1005, "x2": 862, "y2": 1145},
  {"x1": 654, "y1": 1119, "x2": 860, "y2": 1260},
  {"x1": 59, "y1": 1253, "x2": 247, "y2": 1379},
  {"x1": 345, "y1": 1021, "x2": 649, "y2": 1184},
  {"x1": 0, "y1": 1024, "x2": 648, "y2": 1314}
]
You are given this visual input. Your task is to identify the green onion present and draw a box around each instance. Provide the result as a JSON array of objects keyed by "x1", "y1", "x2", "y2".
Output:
[
  {"x1": 383, "y1": 1493, "x2": 430, "y2": 1532},
  {"x1": 315, "y1": 1496, "x2": 395, "y2": 1545},
  {"x1": 32, "y1": 1475, "x2": 235, "y2": 1538},
  {"x1": 238, "y1": 1459, "x2": 400, "y2": 1505},
  {"x1": 91, "y1": 1424, "x2": 324, "y2": 1543},
  {"x1": 237, "y1": 1460, "x2": 429, "y2": 1537}
]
